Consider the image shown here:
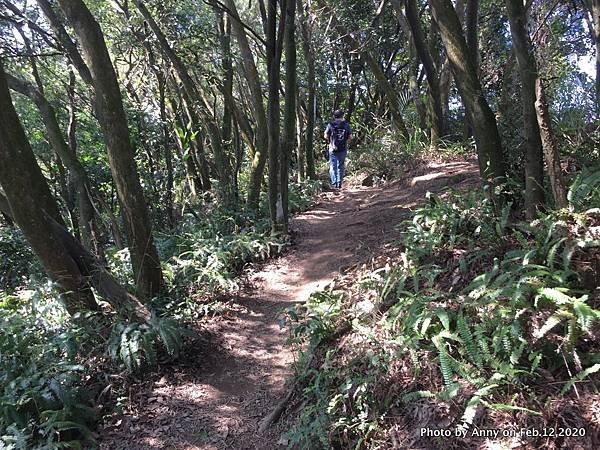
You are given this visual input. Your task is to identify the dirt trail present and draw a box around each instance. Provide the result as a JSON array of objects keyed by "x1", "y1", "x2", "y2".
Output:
[{"x1": 99, "y1": 159, "x2": 478, "y2": 450}]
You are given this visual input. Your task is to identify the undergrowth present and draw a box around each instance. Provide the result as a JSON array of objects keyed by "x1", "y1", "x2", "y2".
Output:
[
  {"x1": 0, "y1": 179, "x2": 321, "y2": 449},
  {"x1": 285, "y1": 169, "x2": 600, "y2": 449},
  {"x1": 347, "y1": 126, "x2": 474, "y2": 183}
]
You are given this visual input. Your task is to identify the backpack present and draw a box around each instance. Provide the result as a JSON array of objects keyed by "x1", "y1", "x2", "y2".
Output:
[{"x1": 329, "y1": 121, "x2": 349, "y2": 152}]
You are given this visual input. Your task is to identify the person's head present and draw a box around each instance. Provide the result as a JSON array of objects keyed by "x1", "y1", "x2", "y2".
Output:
[{"x1": 333, "y1": 109, "x2": 344, "y2": 120}]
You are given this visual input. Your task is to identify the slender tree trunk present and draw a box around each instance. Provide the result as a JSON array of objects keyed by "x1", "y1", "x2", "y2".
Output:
[
  {"x1": 217, "y1": 9, "x2": 235, "y2": 202},
  {"x1": 296, "y1": 102, "x2": 306, "y2": 182},
  {"x1": 399, "y1": 0, "x2": 444, "y2": 142},
  {"x1": 0, "y1": 62, "x2": 150, "y2": 321},
  {"x1": 534, "y1": 78, "x2": 569, "y2": 209},
  {"x1": 67, "y1": 70, "x2": 102, "y2": 254},
  {"x1": 57, "y1": 0, "x2": 164, "y2": 300},
  {"x1": 438, "y1": 61, "x2": 452, "y2": 132},
  {"x1": 267, "y1": 0, "x2": 284, "y2": 232},
  {"x1": 224, "y1": 0, "x2": 271, "y2": 207},
  {"x1": 135, "y1": 0, "x2": 234, "y2": 206},
  {"x1": 280, "y1": 0, "x2": 297, "y2": 233},
  {"x1": 157, "y1": 72, "x2": 175, "y2": 227},
  {"x1": 465, "y1": 0, "x2": 479, "y2": 69},
  {"x1": 427, "y1": 0, "x2": 506, "y2": 181},
  {"x1": 297, "y1": 0, "x2": 316, "y2": 179},
  {"x1": 505, "y1": 0, "x2": 545, "y2": 218}
]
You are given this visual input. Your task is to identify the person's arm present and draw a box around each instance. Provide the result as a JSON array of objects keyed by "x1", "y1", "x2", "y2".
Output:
[{"x1": 323, "y1": 124, "x2": 331, "y2": 141}]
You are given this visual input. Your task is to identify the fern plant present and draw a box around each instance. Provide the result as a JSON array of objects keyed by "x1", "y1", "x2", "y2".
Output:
[{"x1": 107, "y1": 316, "x2": 189, "y2": 372}]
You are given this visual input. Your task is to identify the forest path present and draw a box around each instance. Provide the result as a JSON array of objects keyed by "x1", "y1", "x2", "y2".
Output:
[{"x1": 98, "y1": 159, "x2": 478, "y2": 450}]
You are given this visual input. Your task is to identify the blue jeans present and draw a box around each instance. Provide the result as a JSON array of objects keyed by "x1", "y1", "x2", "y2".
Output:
[{"x1": 329, "y1": 149, "x2": 347, "y2": 187}]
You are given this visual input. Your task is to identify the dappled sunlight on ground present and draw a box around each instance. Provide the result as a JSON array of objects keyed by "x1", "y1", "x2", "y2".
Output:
[{"x1": 98, "y1": 159, "x2": 479, "y2": 449}]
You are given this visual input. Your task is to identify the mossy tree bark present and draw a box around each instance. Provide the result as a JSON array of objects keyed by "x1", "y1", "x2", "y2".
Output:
[
  {"x1": 427, "y1": 0, "x2": 506, "y2": 182},
  {"x1": 280, "y1": 0, "x2": 297, "y2": 233},
  {"x1": 535, "y1": 78, "x2": 569, "y2": 209},
  {"x1": 505, "y1": 0, "x2": 545, "y2": 218},
  {"x1": 0, "y1": 62, "x2": 150, "y2": 321},
  {"x1": 56, "y1": 0, "x2": 164, "y2": 300},
  {"x1": 297, "y1": 0, "x2": 317, "y2": 180}
]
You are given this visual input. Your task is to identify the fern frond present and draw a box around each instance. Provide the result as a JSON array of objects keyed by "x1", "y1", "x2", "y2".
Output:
[
  {"x1": 560, "y1": 363, "x2": 600, "y2": 395},
  {"x1": 457, "y1": 313, "x2": 482, "y2": 367}
]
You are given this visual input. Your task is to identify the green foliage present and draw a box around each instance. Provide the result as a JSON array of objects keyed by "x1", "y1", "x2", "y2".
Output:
[
  {"x1": 107, "y1": 316, "x2": 189, "y2": 372},
  {"x1": 287, "y1": 291, "x2": 344, "y2": 349},
  {"x1": 349, "y1": 127, "x2": 428, "y2": 180},
  {"x1": 287, "y1": 174, "x2": 600, "y2": 448},
  {"x1": 156, "y1": 180, "x2": 320, "y2": 316},
  {"x1": 0, "y1": 228, "x2": 40, "y2": 291},
  {"x1": 567, "y1": 167, "x2": 600, "y2": 210},
  {"x1": 0, "y1": 291, "x2": 96, "y2": 449}
]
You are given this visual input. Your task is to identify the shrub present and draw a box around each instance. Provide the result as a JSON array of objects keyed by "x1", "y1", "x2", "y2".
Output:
[{"x1": 0, "y1": 289, "x2": 97, "y2": 449}]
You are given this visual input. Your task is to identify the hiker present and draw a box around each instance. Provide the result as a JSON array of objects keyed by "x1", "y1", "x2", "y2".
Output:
[{"x1": 324, "y1": 109, "x2": 352, "y2": 189}]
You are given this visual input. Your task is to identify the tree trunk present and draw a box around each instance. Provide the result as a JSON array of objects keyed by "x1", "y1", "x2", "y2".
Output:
[
  {"x1": 218, "y1": 9, "x2": 234, "y2": 155},
  {"x1": 157, "y1": 71, "x2": 175, "y2": 227},
  {"x1": 0, "y1": 62, "x2": 149, "y2": 321},
  {"x1": 66, "y1": 70, "x2": 103, "y2": 255},
  {"x1": 224, "y1": 0, "x2": 271, "y2": 207},
  {"x1": 280, "y1": 0, "x2": 297, "y2": 233},
  {"x1": 427, "y1": 0, "x2": 506, "y2": 181},
  {"x1": 399, "y1": 0, "x2": 444, "y2": 142},
  {"x1": 267, "y1": 0, "x2": 283, "y2": 232},
  {"x1": 296, "y1": 102, "x2": 306, "y2": 182},
  {"x1": 465, "y1": 0, "x2": 479, "y2": 69},
  {"x1": 534, "y1": 78, "x2": 569, "y2": 209},
  {"x1": 297, "y1": 0, "x2": 316, "y2": 180},
  {"x1": 505, "y1": 0, "x2": 545, "y2": 218},
  {"x1": 217, "y1": 9, "x2": 238, "y2": 202},
  {"x1": 57, "y1": 0, "x2": 164, "y2": 300}
]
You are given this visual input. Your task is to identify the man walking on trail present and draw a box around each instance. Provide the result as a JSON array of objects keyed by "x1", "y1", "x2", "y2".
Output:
[{"x1": 324, "y1": 109, "x2": 352, "y2": 189}]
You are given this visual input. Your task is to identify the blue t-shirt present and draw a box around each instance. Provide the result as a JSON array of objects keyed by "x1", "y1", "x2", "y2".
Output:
[{"x1": 325, "y1": 120, "x2": 352, "y2": 152}]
